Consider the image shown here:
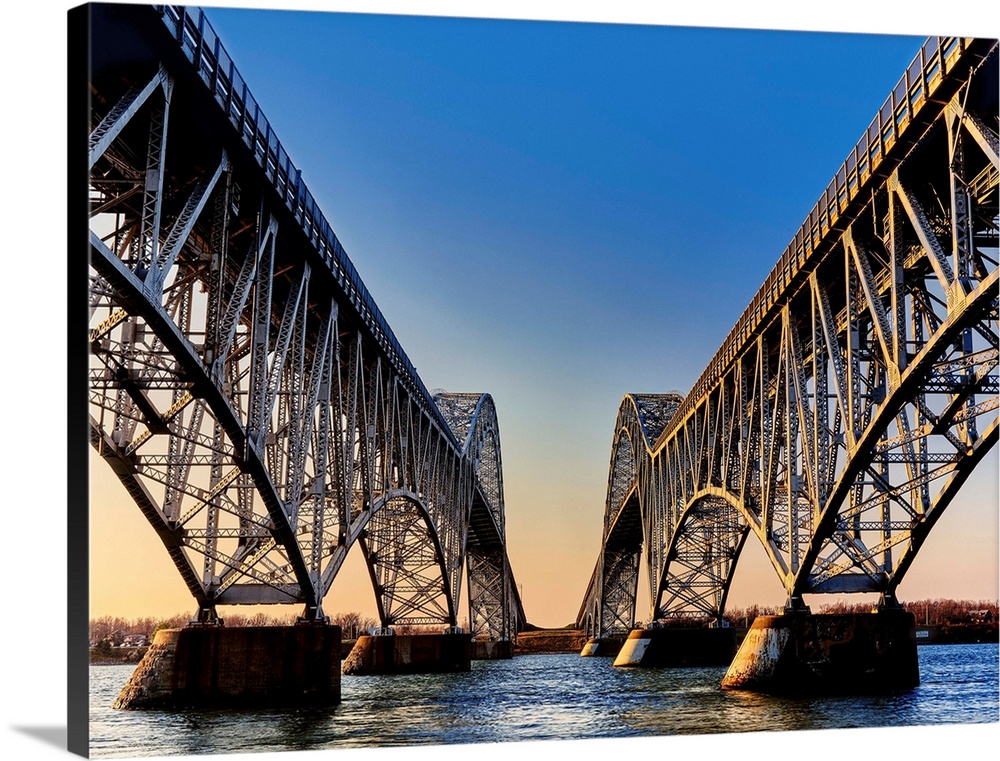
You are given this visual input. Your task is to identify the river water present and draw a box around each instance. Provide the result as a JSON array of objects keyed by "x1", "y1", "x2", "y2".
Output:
[{"x1": 88, "y1": 643, "x2": 999, "y2": 758}]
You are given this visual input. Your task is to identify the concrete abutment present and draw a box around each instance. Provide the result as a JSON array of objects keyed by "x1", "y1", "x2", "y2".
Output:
[
  {"x1": 114, "y1": 624, "x2": 342, "y2": 710},
  {"x1": 612, "y1": 626, "x2": 738, "y2": 667},
  {"x1": 580, "y1": 636, "x2": 627, "y2": 657},
  {"x1": 342, "y1": 631, "x2": 473, "y2": 675},
  {"x1": 721, "y1": 610, "x2": 919, "y2": 694},
  {"x1": 472, "y1": 639, "x2": 514, "y2": 660}
]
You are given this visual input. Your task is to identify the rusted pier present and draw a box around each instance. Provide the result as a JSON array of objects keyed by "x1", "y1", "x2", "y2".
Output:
[
  {"x1": 342, "y1": 630, "x2": 472, "y2": 675},
  {"x1": 114, "y1": 624, "x2": 342, "y2": 709},
  {"x1": 472, "y1": 639, "x2": 514, "y2": 659},
  {"x1": 721, "y1": 610, "x2": 919, "y2": 694},
  {"x1": 612, "y1": 625, "x2": 738, "y2": 667}
]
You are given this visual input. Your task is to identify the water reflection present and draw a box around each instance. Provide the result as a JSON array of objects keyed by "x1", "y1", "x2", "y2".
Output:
[{"x1": 89, "y1": 644, "x2": 998, "y2": 757}]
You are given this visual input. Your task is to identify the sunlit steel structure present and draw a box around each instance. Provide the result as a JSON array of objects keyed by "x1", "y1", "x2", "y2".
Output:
[
  {"x1": 85, "y1": 4, "x2": 525, "y2": 641},
  {"x1": 580, "y1": 36, "x2": 999, "y2": 638}
]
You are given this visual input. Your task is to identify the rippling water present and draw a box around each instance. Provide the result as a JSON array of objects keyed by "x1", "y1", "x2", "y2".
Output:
[{"x1": 88, "y1": 644, "x2": 999, "y2": 757}]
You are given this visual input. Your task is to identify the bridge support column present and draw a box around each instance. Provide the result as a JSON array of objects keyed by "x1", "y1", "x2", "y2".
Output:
[
  {"x1": 113, "y1": 624, "x2": 342, "y2": 709},
  {"x1": 721, "y1": 610, "x2": 918, "y2": 694},
  {"x1": 471, "y1": 639, "x2": 513, "y2": 659},
  {"x1": 612, "y1": 626, "x2": 738, "y2": 667},
  {"x1": 580, "y1": 636, "x2": 628, "y2": 657},
  {"x1": 342, "y1": 630, "x2": 472, "y2": 675}
]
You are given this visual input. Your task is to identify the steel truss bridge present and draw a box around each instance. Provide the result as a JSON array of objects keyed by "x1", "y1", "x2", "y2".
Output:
[
  {"x1": 579, "y1": 36, "x2": 999, "y2": 638},
  {"x1": 84, "y1": 4, "x2": 525, "y2": 640}
]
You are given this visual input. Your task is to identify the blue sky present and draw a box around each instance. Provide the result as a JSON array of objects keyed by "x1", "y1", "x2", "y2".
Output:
[{"x1": 196, "y1": 7, "x2": 925, "y2": 410}]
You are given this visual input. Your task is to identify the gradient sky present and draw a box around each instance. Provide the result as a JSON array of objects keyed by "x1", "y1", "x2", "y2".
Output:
[{"x1": 86, "y1": 0, "x2": 999, "y2": 629}]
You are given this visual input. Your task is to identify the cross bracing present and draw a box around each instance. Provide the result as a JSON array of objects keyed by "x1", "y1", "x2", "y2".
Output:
[
  {"x1": 579, "y1": 36, "x2": 998, "y2": 637},
  {"x1": 84, "y1": 4, "x2": 523, "y2": 639}
]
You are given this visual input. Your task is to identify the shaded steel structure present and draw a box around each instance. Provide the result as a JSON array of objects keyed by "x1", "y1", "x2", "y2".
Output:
[
  {"x1": 85, "y1": 4, "x2": 525, "y2": 641},
  {"x1": 580, "y1": 37, "x2": 998, "y2": 637}
]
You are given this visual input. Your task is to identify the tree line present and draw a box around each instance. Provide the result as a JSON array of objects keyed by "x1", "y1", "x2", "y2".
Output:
[
  {"x1": 723, "y1": 598, "x2": 998, "y2": 627},
  {"x1": 87, "y1": 610, "x2": 457, "y2": 646},
  {"x1": 89, "y1": 610, "x2": 379, "y2": 646},
  {"x1": 91, "y1": 597, "x2": 998, "y2": 645}
]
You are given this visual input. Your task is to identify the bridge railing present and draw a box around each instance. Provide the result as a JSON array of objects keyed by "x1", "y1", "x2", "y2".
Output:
[
  {"x1": 154, "y1": 4, "x2": 458, "y2": 448},
  {"x1": 654, "y1": 36, "x2": 979, "y2": 450}
]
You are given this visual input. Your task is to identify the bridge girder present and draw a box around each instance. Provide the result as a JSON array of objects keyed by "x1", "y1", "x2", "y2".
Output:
[
  {"x1": 580, "y1": 37, "x2": 998, "y2": 636},
  {"x1": 84, "y1": 4, "x2": 524, "y2": 637}
]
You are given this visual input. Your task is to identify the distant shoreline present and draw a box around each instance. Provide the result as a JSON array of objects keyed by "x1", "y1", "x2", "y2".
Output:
[
  {"x1": 89, "y1": 622, "x2": 997, "y2": 665},
  {"x1": 90, "y1": 648, "x2": 147, "y2": 665},
  {"x1": 914, "y1": 622, "x2": 998, "y2": 645}
]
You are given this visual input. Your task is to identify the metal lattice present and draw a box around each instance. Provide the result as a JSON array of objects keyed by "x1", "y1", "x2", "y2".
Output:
[
  {"x1": 580, "y1": 36, "x2": 998, "y2": 636},
  {"x1": 85, "y1": 4, "x2": 524, "y2": 637}
]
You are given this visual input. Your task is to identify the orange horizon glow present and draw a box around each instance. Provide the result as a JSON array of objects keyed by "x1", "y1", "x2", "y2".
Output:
[{"x1": 89, "y1": 446, "x2": 999, "y2": 628}]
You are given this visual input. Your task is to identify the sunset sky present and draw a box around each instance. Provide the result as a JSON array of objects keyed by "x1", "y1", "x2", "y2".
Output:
[{"x1": 85, "y1": 0, "x2": 999, "y2": 630}]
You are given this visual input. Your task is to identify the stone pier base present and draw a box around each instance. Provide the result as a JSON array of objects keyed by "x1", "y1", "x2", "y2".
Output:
[
  {"x1": 471, "y1": 639, "x2": 513, "y2": 660},
  {"x1": 613, "y1": 626, "x2": 737, "y2": 667},
  {"x1": 114, "y1": 624, "x2": 342, "y2": 710},
  {"x1": 580, "y1": 637, "x2": 627, "y2": 657},
  {"x1": 721, "y1": 610, "x2": 919, "y2": 695},
  {"x1": 342, "y1": 632, "x2": 472, "y2": 675}
]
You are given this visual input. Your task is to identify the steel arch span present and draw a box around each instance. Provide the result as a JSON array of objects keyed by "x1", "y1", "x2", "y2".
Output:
[
  {"x1": 579, "y1": 36, "x2": 999, "y2": 637},
  {"x1": 84, "y1": 4, "x2": 524, "y2": 638}
]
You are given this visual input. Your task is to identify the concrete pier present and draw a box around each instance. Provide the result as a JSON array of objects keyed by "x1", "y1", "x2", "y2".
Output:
[
  {"x1": 114, "y1": 624, "x2": 342, "y2": 709},
  {"x1": 471, "y1": 639, "x2": 513, "y2": 660},
  {"x1": 721, "y1": 610, "x2": 919, "y2": 695},
  {"x1": 612, "y1": 626, "x2": 738, "y2": 667},
  {"x1": 342, "y1": 631, "x2": 472, "y2": 675},
  {"x1": 580, "y1": 637, "x2": 627, "y2": 657}
]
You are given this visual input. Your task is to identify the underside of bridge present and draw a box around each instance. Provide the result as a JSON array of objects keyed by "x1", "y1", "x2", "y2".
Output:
[
  {"x1": 81, "y1": 3, "x2": 525, "y2": 659},
  {"x1": 578, "y1": 36, "x2": 998, "y2": 688}
]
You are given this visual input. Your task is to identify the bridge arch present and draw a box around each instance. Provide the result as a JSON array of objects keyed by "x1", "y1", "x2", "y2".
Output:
[
  {"x1": 84, "y1": 4, "x2": 524, "y2": 636},
  {"x1": 653, "y1": 489, "x2": 751, "y2": 624},
  {"x1": 434, "y1": 392, "x2": 524, "y2": 640},
  {"x1": 577, "y1": 394, "x2": 683, "y2": 636},
  {"x1": 579, "y1": 36, "x2": 998, "y2": 635},
  {"x1": 359, "y1": 490, "x2": 458, "y2": 628},
  {"x1": 795, "y1": 267, "x2": 999, "y2": 599}
]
